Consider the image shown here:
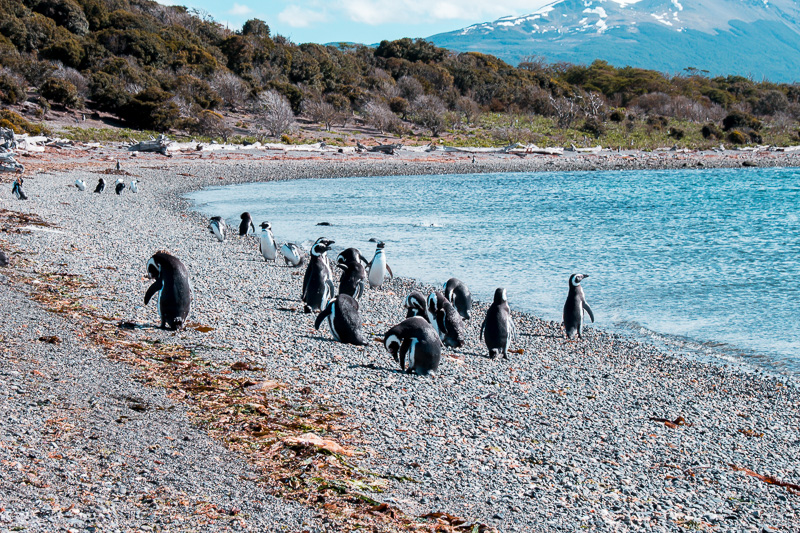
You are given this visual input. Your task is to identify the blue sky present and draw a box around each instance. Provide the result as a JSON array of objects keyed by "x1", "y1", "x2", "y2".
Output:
[{"x1": 154, "y1": 0, "x2": 550, "y2": 44}]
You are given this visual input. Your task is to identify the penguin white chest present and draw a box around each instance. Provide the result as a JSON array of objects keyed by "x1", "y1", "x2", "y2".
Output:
[
  {"x1": 369, "y1": 252, "x2": 386, "y2": 287},
  {"x1": 260, "y1": 230, "x2": 277, "y2": 260}
]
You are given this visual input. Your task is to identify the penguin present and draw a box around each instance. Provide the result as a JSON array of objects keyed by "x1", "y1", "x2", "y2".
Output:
[
  {"x1": 367, "y1": 241, "x2": 393, "y2": 288},
  {"x1": 443, "y1": 278, "x2": 473, "y2": 320},
  {"x1": 258, "y1": 222, "x2": 278, "y2": 261},
  {"x1": 115, "y1": 159, "x2": 120, "y2": 171},
  {"x1": 336, "y1": 248, "x2": 368, "y2": 267},
  {"x1": 11, "y1": 178, "x2": 27, "y2": 200},
  {"x1": 130, "y1": 179, "x2": 139, "y2": 193},
  {"x1": 94, "y1": 178, "x2": 105, "y2": 193},
  {"x1": 301, "y1": 238, "x2": 335, "y2": 313},
  {"x1": 114, "y1": 178, "x2": 125, "y2": 195},
  {"x1": 0, "y1": 250, "x2": 8, "y2": 267},
  {"x1": 427, "y1": 290, "x2": 466, "y2": 348},
  {"x1": 144, "y1": 252, "x2": 192, "y2": 330},
  {"x1": 314, "y1": 294, "x2": 369, "y2": 345},
  {"x1": 383, "y1": 317, "x2": 442, "y2": 376},
  {"x1": 563, "y1": 273, "x2": 594, "y2": 339},
  {"x1": 281, "y1": 243, "x2": 304, "y2": 267},
  {"x1": 337, "y1": 260, "x2": 367, "y2": 300},
  {"x1": 74, "y1": 179, "x2": 86, "y2": 191},
  {"x1": 480, "y1": 288, "x2": 517, "y2": 359},
  {"x1": 239, "y1": 212, "x2": 255, "y2": 236},
  {"x1": 403, "y1": 290, "x2": 427, "y2": 319},
  {"x1": 208, "y1": 216, "x2": 226, "y2": 242}
]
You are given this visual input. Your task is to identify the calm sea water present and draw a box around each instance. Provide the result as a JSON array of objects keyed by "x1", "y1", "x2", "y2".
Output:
[{"x1": 186, "y1": 167, "x2": 800, "y2": 374}]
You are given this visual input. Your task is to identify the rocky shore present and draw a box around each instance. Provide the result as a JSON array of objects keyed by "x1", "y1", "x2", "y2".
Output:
[{"x1": 0, "y1": 150, "x2": 799, "y2": 532}]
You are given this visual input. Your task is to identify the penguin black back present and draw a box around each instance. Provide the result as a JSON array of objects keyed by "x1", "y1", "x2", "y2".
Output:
[
  {"x1": 314, "y1": 294, "x2": 369, "y2": 345},
  {"x1": 383, "y1": 317, "x2": 442, "y2": 376},
  {"x1": 563, "y1": 273, "x2": 594, "y2": 339},
  {"x1": 94, "y1": 178, "x2": 105, "y2": 193},
  {"x1": 403, "y1": 291, "x2": 427, "y2": 319},
  {"x1": 144, "y1": 252, "x2": 192, "y2": 330},
  {"x1": 336, "y1": 260, "x2": 367, "y2": 300},
  {"x1": 337, "y1": 248, "x2": 368, "y2": 266},
  {"x1": 302, "y1": 238, "x2": 335, "y2": 313},
  {"x1": 443, "y1": 278, "x2": 473, "y2": 320},
  {"x1": 239, "y1": 212, "x2": 255, "y2": 236},
  {"x1": 480, "y1": 288, "x2": 517, "y2": 359}
]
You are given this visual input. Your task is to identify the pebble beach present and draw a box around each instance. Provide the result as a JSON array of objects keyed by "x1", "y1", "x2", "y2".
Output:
[{"x1": 1, "y1": 147, "x2": 799, "y2": 532}]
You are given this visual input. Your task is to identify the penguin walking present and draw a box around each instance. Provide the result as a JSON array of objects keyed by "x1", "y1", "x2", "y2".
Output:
[
  {"x1": 480, "y1": 288, "x2": 517, "y2": 359},
  {"x1": 144, "y1": 252, "x2": 192, "y2": 330},
  {"x1": 281, "y1": 243, "x2": 304, "y2": 267},
  {"x1": 403, "y1": 290, "x2": 427, "y2": 319},
  {"x1": 208, "y1": 216, "x2": 226, "y2": 242},
  {"x1": 367, "y1": 241, "x2": 393, "y2": 288},
  {"x1": 336, "y1": 248, "x2": 368, "y2": 267},
  {"x1": 427, "y1": 290, "x2": 467, "y2": 348},
  {"x1": 314, "y1": 294, "x2": 369, "y2": 345},
  {"x1": 94, "y1": 178, "x2": 105, "y2": 193},
  {"x1": 130, "y1": 179, "x2": 139, "y2": 193},
  {"x1": 239, "y1": 212, "x2": 255, "y2": 236},
  {"x1": 258, "y1": 222, "x2": 278, "y2": 261},
  {"x1": 337, "y1": 260, "x2": 367, "y2": 299},
  {"x1": 383, "y1": 317, "x2": 442, "y2": 376},
  {"x1": 301, "y1": 238, "x2": 335, "y2": 313},
  {"x1": 443, "y1": 278, "x2": 473, "y2": 320},
  {"x1": 563, "y1": 273, "x2": 594, "y2": 339},
  {"x1": 11, "y1": 178, "x2": 27, "y2": 200},
  {"x1": 74, "y1": 179, "x2": 86, "y2": 191},
  {"x1": 114, "y1": 178, "x2": 125, "y2": 195}
]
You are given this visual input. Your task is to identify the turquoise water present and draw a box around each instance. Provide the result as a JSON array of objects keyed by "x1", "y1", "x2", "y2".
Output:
[{"x1": 186, "y1": 167, "x2": 800, "y2": 374}]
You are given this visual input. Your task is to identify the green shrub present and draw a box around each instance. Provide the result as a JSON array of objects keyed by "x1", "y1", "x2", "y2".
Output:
[
  {"x1": 119, "y1": 86, "x2": 179, "y2": 131},
  {"x1": 0, "y1": 109, "x2": 50, "y2": 135},
  {"x1": 41, "y1": 37, "x2": 84, "y2": 68},
  {"x1": 609, "y1": 109, "x2": 625, "y2": 122},
  {"x1": 668, "y1": 127, "x2": 685, "y2": 140},
  {"x1": 749, "y1": 130, "x2": 763, "y2": 144},
  {"x1": 722, "y1": 111, "x2": 761, "y2": 132},
  {"x1": 580, "y1": 117, "x2": 605, "y2": 137},
  {"x1": 0, "y1": 71, "x2": 26, "y2": 104},
  {"x1": 727, "y1": 129, "x2": 747, "y2": 144},
  {"x1": 646, "y1": 115, "x2": 669, "y2": 130},
  {"x1": 701, "y1": 123, "x2": 722, "y2": 139},
  {"x1": 40, "y1": 77, "x2": 81, "y2": 108}
]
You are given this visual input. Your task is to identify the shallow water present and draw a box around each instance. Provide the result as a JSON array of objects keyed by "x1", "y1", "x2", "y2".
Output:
[{"x1": 186, "y1": 167, "x2": 800, "y2": 374}]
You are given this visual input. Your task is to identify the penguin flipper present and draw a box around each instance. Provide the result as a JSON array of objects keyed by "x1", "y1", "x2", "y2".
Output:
[
  {"x1": 301, "y1": 266, "x2": 312, "y2": 302},
  {"x1": 398, "y1": 337, "x2": 413, "y2": 371},
  {"x1": 314, "y1": 303, "x2": 332, "y2": 330},
  {"x1": 511, "y1": 317, "x2": 519, "y2": 341},
  {"x1": 437, "y1": 309, "x2": 448, "y2": 337},
  {"x1": 144, "y1": 280, "x2": 162, "y2": 305},
  {"x1": 583, "y1": 301, "x2": 595, "y2": 323},
  {"x1": 479, "y1": 317, "x2": 486, "y2": 341},
  {"x1": 386, "y1": 264, "x2": 394, "y2": 279},
  {"x1": 354, "y1": 280, "x2": 364, "y2": 300}
]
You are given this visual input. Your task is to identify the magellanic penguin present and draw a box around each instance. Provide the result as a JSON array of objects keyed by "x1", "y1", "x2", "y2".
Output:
[
  {"x1": 403, "y1": 290, "x2": 427, "y2": 319},
  {"x1": 258, "y1": 222, "x2": 278, "y2": 261},
  {"x1": 427, "y1": 290, "x2": 467, "y2": 348},
  {"x1": 144, "y1": 252, "x2": 192, "y2": 330},
  {"x1": 11, "y1": 178, "x2": 27, "y2": 200},
  {"x1": 94, "y1": 178, "x2": 105, "y2": 193},
  {"x1": 383, "y1": 317, "x2": 442, "y2": 376},
  {"x1": 301, "y1": 238, "x2": 335, "y2": 313},
  {"x1": 74, "y1": 179, "x2": 86, "y2": 191},
  {"x1": 281, "y1": 242, "x2": 304, "y2": 267},
  {"x1": 130, "y1": 179, "x2": 139, "y2": 193},
  {"x1": 238, "y1": 212, "x2": 255, "y2": 236},
  {"x1": 0, "y1": 250, "x2": 9, "y2": 267},
  {"x1": 114, "y1": 178, "x2": 125, "y2": 195},
  {"x1": 367, "y1": 241, "x2": 393, "y2": 288},
  {"x1": 563, "y1": 273, "x2": 595, "y2": 339},
  {"x1": 480, "y1": 288, "x2": 517, "y2": 359},
  {"x1": 208, "y1": 216, "x2": 226, "y2": 242},
  {"x1": 443, "y1": 278, "x2": 473, "y2": 320},
  {"x1": 337, "y1": 248, "x2": 369, "y2": 267},
  {"x1": 337, "y1": 260, "x2": 367, "y2": 300},
  {"x1": 314, "y1": 294, "x2": 369, "y2": 345}
]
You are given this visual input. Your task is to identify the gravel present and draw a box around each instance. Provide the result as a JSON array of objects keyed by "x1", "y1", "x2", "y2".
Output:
[{"x1": 1, "y1": 149, "x2": 799, "y2": 532}]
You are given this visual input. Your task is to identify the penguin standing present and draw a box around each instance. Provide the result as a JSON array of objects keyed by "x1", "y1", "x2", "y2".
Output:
[
  {"x1": 367, "y1": 241, "x2": 393, "y2": 288},
  {"x1": 239, "y1": 212, "x2": 255, "y2": 236},
  {"x1": 0, "y1": 250, "x2": 9, "y2": 267},
  {"x1": 427, "y1": 290, "x2": 467, "y2": 348},
  {"x1": 258, "y1": 222, "x2": 278, "y2": 261},
  {"x1": 563, "y1": 273, "x2": 594, "y2": 339},
  {"x1": 337, "y1": 260, "x2": 367, "y2": 299},
  {"x1": 314, "y1": 294, "x2": 369, "y2": 345},
  {"x1": 443, "y1": 278, "x2": 473, "y2": 320},
  {"x1": 281, "y1": 243, "x2": 304, "y2": 267},
  {"x1": 11, "y1": 178, "x2": 27, "y2": 200},
  {"x1": 480, "y1": 288, "x2": 517, "y2": 359},
  {"x1": 336, "y1": 248, "x2": 368, "y2": 267},
  {"x1": 208, "y1": 216, "x2": 226, "y2": 242},
  {"x1": 74, "y1": 179, "x2": 86, "y2": 191},
  {"x1": 130, "y1": 179, "x2": 139, "y2": 193},
  {"x1": 144, "y1": 252, "x2": 192, "y2": 330},
  {"x1": 403, "y1": 291, "x2": 427, "y2": 319},
  {"x1": 114, "y1": 178, "x2": 125, "y2": 195},
  {"x1": 301, "y1": 238, "x2": 335, "y2": 313},
  {"x1": 94, "y1": 178, "x2": 105, "y2": 193},
  {"x1": 383, "y1": 317, "x2": 442, "y2": 376}
]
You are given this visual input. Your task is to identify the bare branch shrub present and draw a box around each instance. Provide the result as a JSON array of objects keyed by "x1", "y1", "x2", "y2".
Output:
[
  {"x1": 303, "y1": 99, "x2": 340, "y2": 131},
  {"x1": 363, "y1": 100, "x2": 400, "y2": 134},
  {"x1": 254, "y1": 90, "x2": 295, "y2": 138},
  {"x1": 549, "y1": 96, "x2": 580, "y2": 128},
  {"x1": 211, "y1": 71, "x2": 248, "y2": 110},
  {"x1": 411, "y1": 94, "x2": 447, "y2": 136}
]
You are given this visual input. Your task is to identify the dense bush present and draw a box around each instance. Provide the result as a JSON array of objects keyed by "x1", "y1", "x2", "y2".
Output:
[
  {"x1": 119, "y1": 86, "x2": 179, "y2": 131},
  {"x1": 701, "y1": 123, "x2": 723, "y2": 139},
  {"x1": 722, "y1": 111, "x2": 761, "y2": 132},
  {"x1": 0, "y1": 69, "x2": 26, "y2": 104},
  {"x1": 40, "y1": 76, "x2": 80, "y2": 107},
  {"x1": 0, "y1": 109, "x2": 49, "y2": 134},
  {"x1": 581, "y1": 117, "x2": 605, "y2": 137},
  {"x1": 668, "y1": 127, "x2": 685, "y2": 140},
  {"x1": 727, "y1": 129, "x2": 747, "y2": 144}
]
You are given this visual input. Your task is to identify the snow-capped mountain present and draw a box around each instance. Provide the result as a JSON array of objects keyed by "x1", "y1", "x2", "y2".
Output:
[{"x1": 428, "y1": 0, "x2": 800, "y2": 81}]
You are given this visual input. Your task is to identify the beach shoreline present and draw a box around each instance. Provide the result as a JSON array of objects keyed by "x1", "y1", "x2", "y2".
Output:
[{"x1": 1, "y1": 152, "x2": 799, "y2": 531}]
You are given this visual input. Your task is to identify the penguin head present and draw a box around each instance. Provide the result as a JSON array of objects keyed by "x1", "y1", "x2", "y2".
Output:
[
  {"x1": 115, "y1": 178, "x2": 124, "y2": 185},
  {"x1": 426, "y1": 291, "x2": 439, "y2": 315},
  {"x1": 384, "y1": 334, "x2": 402, "y2": 357},
  {"x1": 240, "y1": 212, "x2": 251, "y2": 220},
  {"x1": 493, "y1": 287, "x2": 507, "y2": 304},
  {"x1": 99, "y1": 178, "x2": 105, "y2": 184},
  {"x1": 376, "y1": 241, "x2": 385, "y2": 250},
  {"x1": 569, "y1": 273, "x2": 589, "y2": 287},
  {"x1": 146, "y1": 256, "x2": 162, "y2": 279},
  {"x1": 311, "y1": 238, "x2": 334, "y2": 256},
  {"x1": 260, "y1": 221, "x2": 271, "y2": 231}
]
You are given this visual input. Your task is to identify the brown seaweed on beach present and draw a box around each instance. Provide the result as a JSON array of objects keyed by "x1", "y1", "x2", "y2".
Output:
[
  {"x1": 730, "y1": 464, "x2": 800, "y2": 494},
  {"x1": 648, "y1": 415, "x2": 690, "y2": 429}
]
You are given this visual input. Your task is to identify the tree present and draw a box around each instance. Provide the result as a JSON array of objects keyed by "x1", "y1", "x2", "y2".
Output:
[
  {"x1": 210, "y1": 71, "x2": 248, "y2": 110},
  {"x1": 196, "y1": 110, "x2": 232, "y2": 142},
  {"x1": 411, "y1": 94, "x2": 446, "y2": 136},
  {"x1": 363, "y1": 100, "x2": 400, "y2": 134},
  {"x1": 303, "y1": 99, "x2": 339, "y2": 131},
  {"x1": 40, "y1": 77, "x2": 81, "y2": 108},
  {"x1": 255, "y1": 90, "x2": 295, "y2": 138}
]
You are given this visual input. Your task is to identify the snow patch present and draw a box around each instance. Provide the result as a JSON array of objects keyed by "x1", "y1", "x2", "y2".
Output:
[
  {"x1": 608, "y1": 0, "x2": 643, "y2": 6},
  {"x1": 651, "y1": 13, "x2": 673, "y2": 26},
  {"x1": 671, "y1": 0, "x2": 683, "y2": 10}
]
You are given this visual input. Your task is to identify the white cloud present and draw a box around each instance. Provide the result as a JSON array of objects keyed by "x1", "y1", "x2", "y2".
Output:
[
  {"x1": 228, "y1": 3, "x2": 253, "y2": 16},
  {"x1": 337, "y1": 0, "x2": 552, "y2": 25},
  {"x1": 278, "y1": 5, "x2": 328, "y2": 28}
]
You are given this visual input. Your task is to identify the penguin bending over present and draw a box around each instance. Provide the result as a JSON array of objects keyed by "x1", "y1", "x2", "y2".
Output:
[
  {"x1": 337, "y1": 260, "x2": 367, "y2": 300},
  {"x1": 563, "y1": 273, "x2": 594, "y2": 339},
  {"x1": 337, "y1": 248, "x2": 368, "y2": 267},
  {"x1": 314, "y1": 294, "x2": 369, "y2": 345},
  {"x1": 383, "y1": 317, "x2": 442, "y2": 376},
  {"x1": 403, "y1": 291, "x2": 427, "y2": 319},
  {"x1": 281, "y1": 243, "x2": 304, "y2": 267},
  {"x1": 258, "y1": 222, "x2": 278, "y2": 261},
  {"x1": 130, "y1": 179, "x2": 139, "y2": 193},
  {"x1": 427, "y1": 290, "x2": 467, "y2": 348},
  {"x1": 208, "y1": 216, "x2": 226, "y2": 242},
  {"x1": 12, "y1": 178, "x2": 27, "y2": 200},
  {"x1": 74, "y1": 179, "x2": 86, "y2": 191},
  {"x1": 367, "y1": 241, "x2": 393, "y2": 288},
  {"x1": 302, "y1": 238, "x2": 335, "y2": 313},
  {"x1": 239, "y1": 212, "x2": 255, "y2": 236},
  {"x1": 94, "y1": 178, "x2": 105, "y2": 193},
  {"x1": 443, "y1": 278, "x2": 473, "y2": 320},
  {"x1": 144, "y1": 252, "x2": 192, "y2": 330},
  {"x1": 480, "y1": 288, "x2": 517, "y2": 359},
  {"x1": 115, "y1": 178, "x2": 125, "y2": 195}
]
